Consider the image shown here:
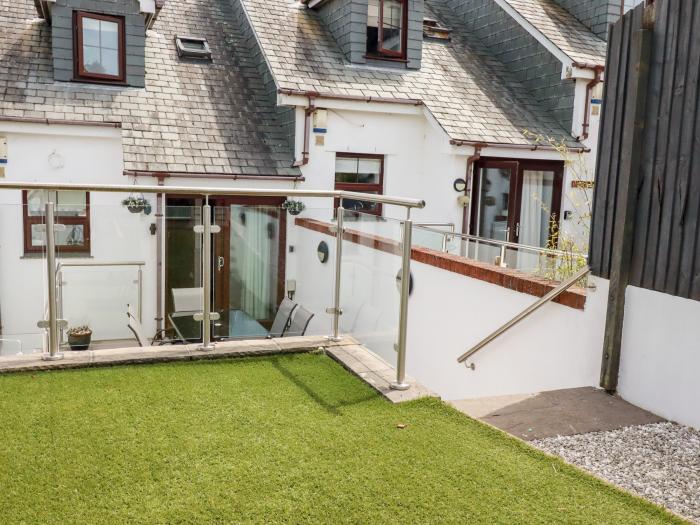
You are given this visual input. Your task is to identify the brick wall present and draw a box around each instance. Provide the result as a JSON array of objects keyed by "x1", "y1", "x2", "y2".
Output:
[
  {"x1": 552, "y1": 0, "x2": 621, "y2": 40},
  {"x1": 317, "y1": 0, "x2": 424, "y2": 69},
  {"x1": 445, "y1": 0, "x2": 574, "y2": 131},
  {"x1": 51, "y1": 0, "x2": 146, "y2": 87}
]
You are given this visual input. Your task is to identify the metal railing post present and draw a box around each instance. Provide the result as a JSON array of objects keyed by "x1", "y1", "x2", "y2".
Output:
[
  {"x1": 197, "y1": 201, "x2": 220, "y2": 351},
  {"x1": 329, "y1": 201, "x2": 344, "y2": 341},
  {"x1": 42, "y1": 201, "x2": 63, "y2": 361},
  {"x1": 391, "y1": 213, "x2": 413, "y2": 391}
]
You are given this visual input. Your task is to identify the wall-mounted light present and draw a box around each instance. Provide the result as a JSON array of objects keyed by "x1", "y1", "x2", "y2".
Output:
[
  {"x1": 395, "y1": 269, "x2": 414, "y2": 296},
  {"x1": 453, "y1": 178, "x2": 467, "y2": 192},
  {"x1": 317, "y1": 241, "x2": 329, "y2": 263}
]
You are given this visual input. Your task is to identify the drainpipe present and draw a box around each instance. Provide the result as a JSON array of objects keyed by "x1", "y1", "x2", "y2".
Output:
[
  {"x1": 292, "y1": 96, "x2": 315, "y2": 167},
  {"x1": 155, "y1": 174, "x2": 165, "y2": 333},
  {"x1": 580, "y1": 66, "x2": 604, "y2": 140}
]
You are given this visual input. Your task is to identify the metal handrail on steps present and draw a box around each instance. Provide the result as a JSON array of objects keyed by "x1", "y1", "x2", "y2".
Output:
[{"x1": 457, "y1": 265, "x2": 591, "y2": 369}]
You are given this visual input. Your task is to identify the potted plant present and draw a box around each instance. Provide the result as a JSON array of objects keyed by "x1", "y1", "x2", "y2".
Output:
[
  {"x1": 121, "y1": 195, "x2": 152, "y2": 215},
  {"x1": 282, "y1": 200, "x2": 306, "y2": 216},
  {"x1": 66, "y1": 325, "x2": 92, "y2": 351}
]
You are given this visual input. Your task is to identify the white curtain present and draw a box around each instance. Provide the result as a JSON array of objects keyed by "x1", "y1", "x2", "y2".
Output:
[
  {"x1": 518, "y1": 171, "x2": 551, "y2": 271},
  {"x1": 230, "y1": 207, "x2": 273, "y2": 319}
]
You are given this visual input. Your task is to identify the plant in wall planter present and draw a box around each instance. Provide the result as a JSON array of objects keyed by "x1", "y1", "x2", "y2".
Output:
[
  {"x1": 66, "y1": 326, "x2": 92, "y2": 351},
  {"x1": 282, "y1": 200, "x2": 306, "y2": 216},
  {"x1": 122, "y1": 195, "x2": 152, "y2": 215}
]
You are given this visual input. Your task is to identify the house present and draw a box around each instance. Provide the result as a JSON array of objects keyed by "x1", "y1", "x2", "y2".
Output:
[{"x1": 0, "y1": 0, "x2": 616, "y2": 400}]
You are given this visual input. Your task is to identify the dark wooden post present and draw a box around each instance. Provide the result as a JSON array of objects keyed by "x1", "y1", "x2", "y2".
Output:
[{"x1": 600, "y1": 6, "x2": 654, "y2": 392}]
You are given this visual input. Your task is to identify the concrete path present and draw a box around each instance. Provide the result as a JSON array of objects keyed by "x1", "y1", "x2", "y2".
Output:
[{"x1": 450, "y1": 387, "x2": 664, "y2": 441}]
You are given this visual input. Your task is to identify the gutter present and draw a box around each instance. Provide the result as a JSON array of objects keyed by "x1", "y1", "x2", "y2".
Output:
[
  {"x1": 124, "y1": 170, "x2": 305, "y2": 182},
  {"x1": 449, "y1": 138, "x2": 589, "y2": 153},
  {"x1": 278, "y1": 88, "x2": 424, "y2": 107},
  {"x1": 0, "y1": 116, "x2": 121, "y2": 128}
]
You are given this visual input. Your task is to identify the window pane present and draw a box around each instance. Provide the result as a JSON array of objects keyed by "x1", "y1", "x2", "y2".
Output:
[
  {"x1": 82, "y1": 17, "x2": 100, "y2": 47},
  {"x1": 477, "y1": 168, "x2": 512, "y2": 241},
  {"x1": 381, "y1": 0, "x2": 404, "y2": 53},
  {"x1": 344, "y1": 192, "x2": 380, "y2": 214},
  {"x1": 31, "y1": 224, "x2": 86, "y2": 248},
  {"x1": 100, "y1": 48, "x2": 120, "y2": 76},
  {"x1": 83, "y1": 45, "x2": 103, "y2": 74},
  {"x1": 335, "y1": 157, "x2": 359, "y2": 183},
  {"x1": 27, "y1": 190, "x2": 47, "y2": 216},
  {"x1": 56, "y1": 191, "x2": 87, "y2": 217},
  {"x1": 100, "y1": 20, "x2": 119, "y2": 49},
  {"x1": 81, "y1": 16, "x2": 120, "y2": 77},
  {"x1": 519, "y1": 170, "x2": 555, "y2": 248},
  {"x1": 182, "y1": 40, "x2": 206, "y2": 51},
  {"x1": 366, "y1": 0, "x2": 380, "y2": 55},
  {"x1": 357, "y1": 158, "x2": 381, "y2": 184}
]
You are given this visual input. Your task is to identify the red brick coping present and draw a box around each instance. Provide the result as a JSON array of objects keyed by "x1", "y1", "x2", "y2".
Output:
[{"x1": 295, "y1": 218, "x2": 586, "y2": 310}]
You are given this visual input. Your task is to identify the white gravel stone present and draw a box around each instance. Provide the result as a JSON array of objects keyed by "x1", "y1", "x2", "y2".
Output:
[{"x1": 533, "y1": 422, "x2": 700, "y2": 523}]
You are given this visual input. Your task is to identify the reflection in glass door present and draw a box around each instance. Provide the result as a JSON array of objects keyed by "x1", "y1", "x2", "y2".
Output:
[
  {"x1": 213, "y1": 198, "x2": 285, "y2": 340},
  {"x1": 470, "y1": 160, "x2": 563, "y2": 268}
]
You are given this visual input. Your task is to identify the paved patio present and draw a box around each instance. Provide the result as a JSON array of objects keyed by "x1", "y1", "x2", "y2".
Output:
[{"x1": 450, "y1": 387, "x2": 664, "y2": 441}]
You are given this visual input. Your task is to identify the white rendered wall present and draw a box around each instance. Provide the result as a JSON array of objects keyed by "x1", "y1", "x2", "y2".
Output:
[
  {"x1": 290, "y1": 222, "x2": 609, "y2": 400},
  {"x1": 617, "y1": 285, "x2": 700, "y2": 430}
]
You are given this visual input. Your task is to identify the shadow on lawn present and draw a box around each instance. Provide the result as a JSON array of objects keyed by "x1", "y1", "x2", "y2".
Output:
[{"x1": 270, "y1": 356, "x2": 377, "y2": 416}]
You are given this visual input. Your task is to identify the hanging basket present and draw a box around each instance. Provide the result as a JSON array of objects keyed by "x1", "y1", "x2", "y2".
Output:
[
  {"x1": 122, "y1": 195, "x2": 151, "y2": 214},
  {"x1": 282, "y1": 200, "x2": 306, "y2": 216}
]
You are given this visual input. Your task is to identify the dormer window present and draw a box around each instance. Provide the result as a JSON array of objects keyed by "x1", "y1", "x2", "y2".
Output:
[
  {"x1": 74, "y1": 11, "x2": 125, "y2": 83},
  {"x1": 366, "y1": 0, "x2": 407, "y2": 60}
]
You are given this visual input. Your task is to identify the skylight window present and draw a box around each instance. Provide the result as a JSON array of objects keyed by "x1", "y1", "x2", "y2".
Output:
[{"x1": 175, "y1": 36, "x2": 212, "y2": 60}]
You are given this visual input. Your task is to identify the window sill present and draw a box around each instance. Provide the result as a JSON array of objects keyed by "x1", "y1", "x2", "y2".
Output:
[
  {"x1": 21, "y1": 253, "x2": 93, "y2": 260},
  {"x1": 363, "y1": 54, "x2": 408, "y2": 63}
]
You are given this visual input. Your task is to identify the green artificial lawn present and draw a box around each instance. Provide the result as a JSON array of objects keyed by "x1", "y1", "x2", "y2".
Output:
[{"x1": 0, "y1": 354, "x2": 684, "y2": 524}]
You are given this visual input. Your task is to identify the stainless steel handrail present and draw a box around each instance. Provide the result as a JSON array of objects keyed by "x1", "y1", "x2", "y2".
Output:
[
  {"x1": 415, "y1": 224, "x2": 587, "y2": 260},
  {"x1": 457, "y1": 265, "x2": 591, "y2": 367},
  {"x1": 0, "y1": 181, "x2": 426, "y2": 209},
  {"x1": 413, "y1": 223, "x2": 455, "y2": 251}
]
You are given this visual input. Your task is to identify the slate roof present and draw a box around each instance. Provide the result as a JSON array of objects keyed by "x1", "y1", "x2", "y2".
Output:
[
  {"x1": 240, "y1": 0, "x2": 578, "y2": 147},
  {"x1": 0, "y1": 0, "x2": 299, "y2": 176},
  {"x1": 501, "y1": 0, "x2": 607, "y2": 67}
]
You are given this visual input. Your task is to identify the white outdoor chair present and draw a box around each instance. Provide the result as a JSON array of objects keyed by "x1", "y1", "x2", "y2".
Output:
[
  {"x1": 169, "y1": 287, "x2": 204, "y2": 342},
  {"x1": 126, "y1": 304, "x2": 149, "y2": 347},
  {"x1": 283, "y1": 306, "x2": 314, "y2": 337}
]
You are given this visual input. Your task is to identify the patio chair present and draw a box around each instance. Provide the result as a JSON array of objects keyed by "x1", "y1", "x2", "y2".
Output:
[
  {"x1": 126, "y1": 304, "x2": 149, "y2": 347},
  {"x1": 283, "y1": 306, "x2": 314, "y2": 337},
  {"x1": 169, "y1": 287, "x2": 204, "y2": 342},
  {"x1": 268, "y1": 298, "x2": 298, "y2": 338}
]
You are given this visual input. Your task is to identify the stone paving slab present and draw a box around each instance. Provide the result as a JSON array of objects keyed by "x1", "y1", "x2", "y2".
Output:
[
  {"x1": 450, "y1": 387, "x2": 665, "y2": 441},
  {"x1": 326, "y1": 344, "x2": 437, "y2": 403},
  {"x1": 0, "y1": 336, "x2": 355, "y2": 374}
]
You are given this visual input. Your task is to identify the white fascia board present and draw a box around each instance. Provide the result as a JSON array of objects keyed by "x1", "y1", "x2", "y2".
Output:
[
  {"x1": 277, "y1": 92, "x2": 423, "y2": 115},
  {"x1": 0, "y1": 121, "x2": 122, "y2": 138},
  {"x1": 492, "y1": 0, "x2": 581, "y2": 75},
  {"x1": 447, "y1": 142, "x2": 563, "y2": 160}
]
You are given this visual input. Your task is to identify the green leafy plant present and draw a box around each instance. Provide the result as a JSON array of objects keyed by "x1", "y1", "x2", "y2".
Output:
[
  {"x1": 523, "y1": 131, "x2": 592, "y2": 285},
  {"x1": 121, "y1": 195, "x2": 152, "y2": 215},
  {"x1": 282, "y1": 200, "x2": 306, "y2": 216}
]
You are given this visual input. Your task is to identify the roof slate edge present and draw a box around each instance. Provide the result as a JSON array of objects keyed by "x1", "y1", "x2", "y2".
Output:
[
  {"x1": 493, "y1": 0, "x2": 604, "y2": 71},
  {"x1": 236, "y1": 0, "x2": 282, "y2": 96}
]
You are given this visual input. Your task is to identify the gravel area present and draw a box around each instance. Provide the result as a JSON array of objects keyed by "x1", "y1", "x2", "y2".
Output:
[{"x1": 534, "y1": 422, "x2": 700, "y2": 523}]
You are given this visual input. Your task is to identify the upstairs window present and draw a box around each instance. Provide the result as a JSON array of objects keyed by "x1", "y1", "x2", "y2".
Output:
[
  {"x1": 334, "y1": 154, "x2": 384, "y2": 216},
  {"x1": 74, "y1": 11, "x2": 125, "y2": 83},
  {"x1": 175, "y1": 36, "x2": 213, "y2": 60},
  {"x1": 367, "y1": 0, "x2": 407, "y2": 60}
]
